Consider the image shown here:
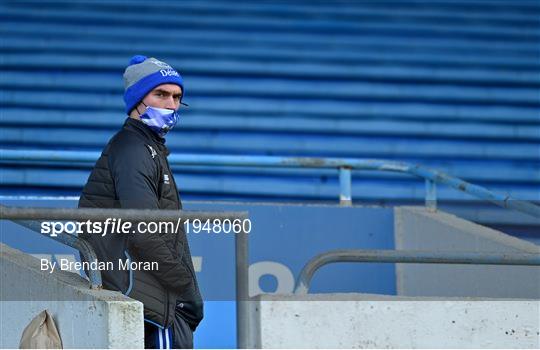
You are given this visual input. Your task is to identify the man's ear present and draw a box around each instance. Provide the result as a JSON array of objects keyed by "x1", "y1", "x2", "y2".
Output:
[{"x1": 132, "y1": 101, "x2": 146, "y2": 118}]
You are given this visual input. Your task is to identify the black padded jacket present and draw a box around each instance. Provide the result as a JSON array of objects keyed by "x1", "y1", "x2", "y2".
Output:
[{"x1": 78, "y1": 117, "x2": 203, "y2": 331}]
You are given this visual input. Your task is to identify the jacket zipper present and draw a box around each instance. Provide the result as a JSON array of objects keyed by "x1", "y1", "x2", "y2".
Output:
[
  {"x1": 163, "y1": 157, "x2": 182, "y2": 250},
  {"x1": 163, "y1": 155, "x2": 184, "y2": 328},
  {"x1": 164, "y1": 291, "x2": 170, "y2": 327},
  {"x1": 164, "y1": 157, "x2": 180, "y2": 208}
]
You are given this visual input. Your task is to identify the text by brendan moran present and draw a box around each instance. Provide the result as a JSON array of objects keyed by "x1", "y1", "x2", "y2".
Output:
[{"x1": 40, "y1": 258, "x2": 158, "y2": 274}]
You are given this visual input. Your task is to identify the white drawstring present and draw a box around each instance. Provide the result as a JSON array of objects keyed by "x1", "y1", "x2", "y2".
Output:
[
  {"x1": 165, "y1": 328, "x2": 170, "y2": 349},
  {"x1": 158, "y1": 327, "x2": 163, "y2": 349}
]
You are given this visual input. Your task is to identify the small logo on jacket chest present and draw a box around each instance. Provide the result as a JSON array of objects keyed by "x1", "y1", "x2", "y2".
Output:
[
  {"x1": 163, "y1": 174, "x2": 170, "y2": 185},
  {"x1": 146, "y1": 145, "x2": 157, "y2": 159}
]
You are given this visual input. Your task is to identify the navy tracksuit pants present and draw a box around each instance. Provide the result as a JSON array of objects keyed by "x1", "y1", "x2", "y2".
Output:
[{"x1": 144, "y1": 318, "x2": 193, "y2": 349}]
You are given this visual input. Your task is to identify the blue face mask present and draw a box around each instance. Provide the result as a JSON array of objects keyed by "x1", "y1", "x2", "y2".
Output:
[{"x1": 138, "y1": 103, "x2": 180, "y2": 138}]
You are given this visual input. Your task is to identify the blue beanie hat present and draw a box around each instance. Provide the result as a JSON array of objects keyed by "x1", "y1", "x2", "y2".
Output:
[{"x1": 123, "y1": 55, "x2": 185, "y2": 114}]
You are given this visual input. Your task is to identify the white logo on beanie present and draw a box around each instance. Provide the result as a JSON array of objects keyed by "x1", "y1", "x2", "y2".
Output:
[
  {"x1": 149, "y1": 58, "x2": 172, "y2": 69},
  {"x1": 147, "y1": 58, "x2": 179, "y2": 77},
  {"x1": 160, "y1": 69, "x2": 180, "y2": 77}
]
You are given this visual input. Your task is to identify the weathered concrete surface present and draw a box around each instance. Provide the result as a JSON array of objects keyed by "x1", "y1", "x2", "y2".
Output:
[
  {"x1": 0, "y1": 243, "x2": 144, "y2": 348},
  {"x1": 394, "y1": 206, "x2": 540, "y2": 298},
  {"x1": 253, "y1": 293, "x2": 540, "y2": 348}
]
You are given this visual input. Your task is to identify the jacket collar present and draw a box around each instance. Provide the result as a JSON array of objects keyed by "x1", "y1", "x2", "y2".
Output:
[{"x1": 123, "y1": 117, "x2": 170, "y2": 156}]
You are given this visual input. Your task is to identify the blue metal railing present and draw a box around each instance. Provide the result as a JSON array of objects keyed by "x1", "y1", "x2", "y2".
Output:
[
  {"x1": 294, "y1": 249, "x2": 540, "y2": 295},
  {"x1": 1, "y1": 149, "x2": 539, "y2": 218},
  {"x1": 6, "y1": 215, "x2": 103, "y2": 289}
]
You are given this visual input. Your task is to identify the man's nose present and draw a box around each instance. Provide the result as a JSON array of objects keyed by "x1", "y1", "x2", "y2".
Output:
[{"x1": 164, "y1": 96, "x2": 179, "y2": 110}]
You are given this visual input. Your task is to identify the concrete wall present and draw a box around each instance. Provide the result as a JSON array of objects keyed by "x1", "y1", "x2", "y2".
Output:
[
  {"x1": 252, "y1": 293, "x2": 540, "y2": 348},
  {"x1": 394, "y1": 206, "x2": 540, "y2": 298},
  {"x1": 0, "y1": 243, "x2": 144, "y2": 348}
]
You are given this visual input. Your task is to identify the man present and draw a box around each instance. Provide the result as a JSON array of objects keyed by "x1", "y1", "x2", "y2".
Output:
[{"x1": 78, "y1": 55, "x2": 203, "y2": 349}]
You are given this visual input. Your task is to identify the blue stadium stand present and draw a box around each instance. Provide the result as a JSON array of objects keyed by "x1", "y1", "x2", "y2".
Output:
[
  {"x1": 1, "y1": 1, "x2": 539, "y2": 348},
  {"x1": 1, "y1": 0, "x2": 539, "y2": 237}
]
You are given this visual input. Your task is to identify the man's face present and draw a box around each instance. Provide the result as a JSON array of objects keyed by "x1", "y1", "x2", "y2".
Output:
[{"x1": 141, "y1": 83, "x2": 183, "y2": 111}]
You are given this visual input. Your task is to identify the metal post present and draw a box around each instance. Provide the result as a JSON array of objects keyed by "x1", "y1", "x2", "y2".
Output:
[
  {"x1": 339, "y1": 166, "x2": 352, "y2": 206},
  {"x1": 425, "y1": 179, "x2": 437, "y2": 211},
  {"x1": 236, "y1": 222, "x2": 249, "y2": 348}
]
